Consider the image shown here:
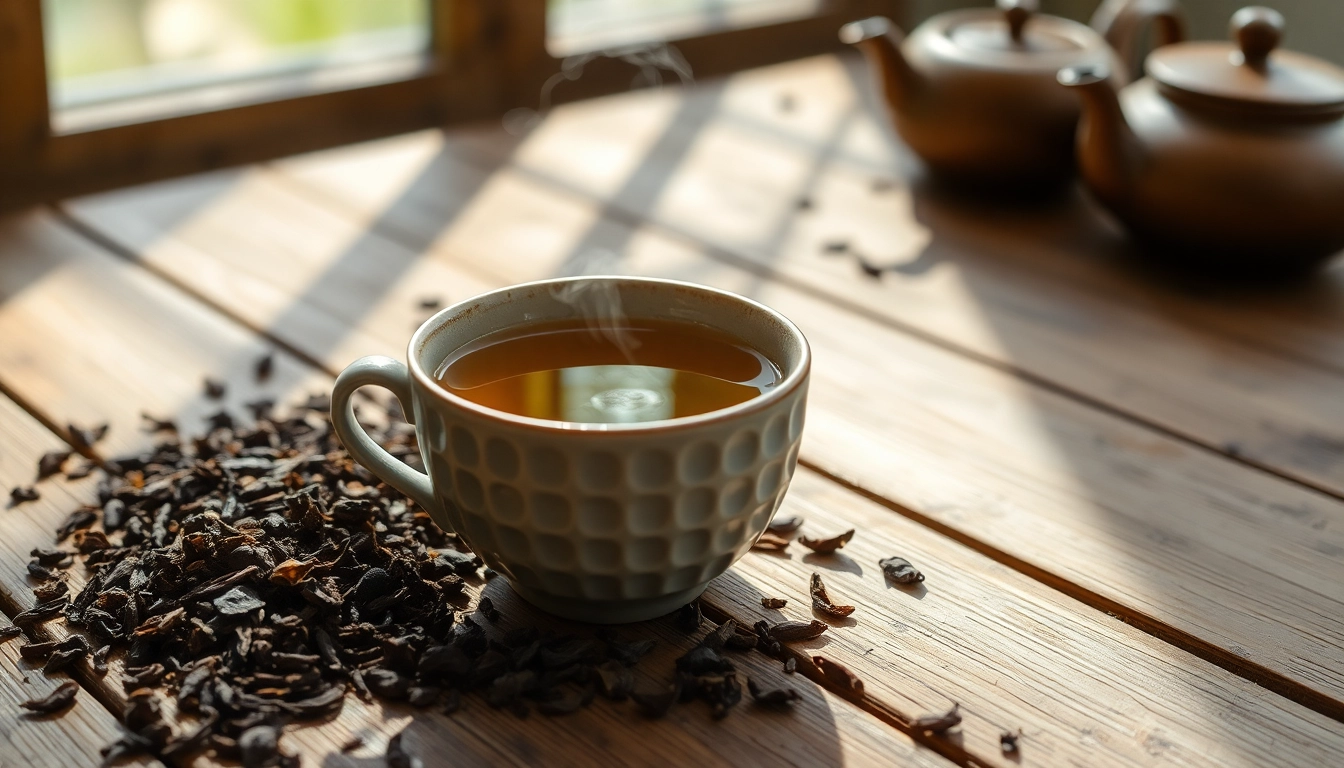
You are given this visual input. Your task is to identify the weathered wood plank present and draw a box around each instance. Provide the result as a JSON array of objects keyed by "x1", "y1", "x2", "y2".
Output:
[
  {"x1": 296, "y1": 53, "x2": 1344, "y2": 502},
  {"x1": 64, "y1": 153, "x2": 1344, "y2": 713},
  {"x1": 0, "y1": 615, "x2": 148, "y2": 768},
  {"x1": 47, "y1": 170, "x2": 1344, "y2": 765},
  {"x1": 0, "y1": 210, "x2": 948, "y2": 767}
]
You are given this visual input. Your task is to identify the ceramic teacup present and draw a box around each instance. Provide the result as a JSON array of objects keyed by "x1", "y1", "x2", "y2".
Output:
[{"x1": 331, "y1": 276, "x2": 810, "y2": 623}]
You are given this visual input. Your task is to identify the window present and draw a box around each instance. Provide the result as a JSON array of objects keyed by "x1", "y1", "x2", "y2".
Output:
[{"x1": 0, "y1": 0, "x2": 887, "y2": 210}]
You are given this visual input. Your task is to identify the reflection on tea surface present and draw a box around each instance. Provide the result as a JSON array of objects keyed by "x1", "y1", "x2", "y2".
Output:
[{"x1": 434, "y1": 319, "x2": 779, "y2": 423}]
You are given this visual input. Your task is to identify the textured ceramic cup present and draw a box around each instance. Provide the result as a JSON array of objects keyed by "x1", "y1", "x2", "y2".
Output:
[{"x1": 331, "y1": 277, "x2": 810, "y2": 623}]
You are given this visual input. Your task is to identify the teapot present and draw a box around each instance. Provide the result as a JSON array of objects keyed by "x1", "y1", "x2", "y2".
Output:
[
  {"x1": 841, "y1": 0, "x2": 1183, "y2": 192},
  {"x1": 1060, "y1": 7, "x2": 1344, "y2": 270}
]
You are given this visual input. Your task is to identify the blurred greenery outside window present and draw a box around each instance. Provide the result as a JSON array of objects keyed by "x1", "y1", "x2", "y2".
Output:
[{"x1": 44, "y1": 0, "x2": 429, "y2": 129}]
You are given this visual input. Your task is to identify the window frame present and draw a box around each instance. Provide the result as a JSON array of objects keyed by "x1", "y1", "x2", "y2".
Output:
[{"x1": 0, "y1": 0, "x2": 889, "y2": 210}]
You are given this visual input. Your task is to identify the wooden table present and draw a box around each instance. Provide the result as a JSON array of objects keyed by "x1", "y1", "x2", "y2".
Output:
[{"x1": 2, "y1": 53, "x2": 1343, "y2": 767}]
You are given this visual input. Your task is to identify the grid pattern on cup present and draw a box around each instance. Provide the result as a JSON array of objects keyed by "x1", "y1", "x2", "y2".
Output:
[{"x1": 424, "y1": 383, "x2": 806, "y2": 603}]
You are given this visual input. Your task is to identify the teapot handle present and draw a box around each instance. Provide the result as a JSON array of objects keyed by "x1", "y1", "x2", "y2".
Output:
[{"x1": 1090, "y1": 0, "x2": 1186, "y2": 82}]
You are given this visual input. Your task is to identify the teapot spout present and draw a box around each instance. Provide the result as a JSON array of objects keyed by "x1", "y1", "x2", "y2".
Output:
[
  {"x1": 840, "y1": 17, "x2": 921, "y2": 110},
  {"x1": 1059, "y1": 66, "x2": 1140, "y2": 208}
]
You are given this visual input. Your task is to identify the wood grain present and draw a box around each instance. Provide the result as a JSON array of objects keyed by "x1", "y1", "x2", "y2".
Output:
[
  {"x1": 64, "y1": 150, "x2": 1344, "y2": 712},
  {"x1": 43, "y1": 170, "x2": 1344, "y2": 764},
  {"x1": 0, "y1": 210, "x2": 947, "y2": 767},
  {"x1": 409, "y1": 53, "x2": 1344, "y2": 500}
]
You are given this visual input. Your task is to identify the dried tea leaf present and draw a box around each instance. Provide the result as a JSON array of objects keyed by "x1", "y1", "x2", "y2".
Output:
[
  {"x1": 55, "y1": 508, "x2": 97, "y2": 540},
  {"x1": 879, "y1": 556, "x2": 925, "y2": 584},
  {"x1": 751, "y1": 532, "x2": 791, "y2": 551},
  {"x1": 214, "y1": 586, "x2": 265, "y2": 616},
  {"x1": 28, "y1": 561, "x2": 60, "y2": 581},
  {"x1": 407, "y1": 686, "x2": 440, "y2": 708},
  {"x1": 418, "y1": 297, "x2": 442, "y2": 310},
  {"x1": 9, "y1": 486, "x2": 39, "y2": 505},
  {"x1": 254, "y1": 352, "x2": 274, "y2": 382},
  {"x1": 20, "y1": 641, "x2": 59, "y2": 661},
  {"x1": 911, "y1": 704, "x2": 961, "y2": 735},
  {"x1": 13, "y1": 597, "x2": 68, "y2": 628},
  {"x1": 798, "y1": 529, "x2": 855, "y2": 554},
  {"x1": 21, "y1": 681, "x2": 79, "y2": 714},
  {"x1": 37, "y1": 451, "x2": 71, "y2": 480},
  {"x1": 810, "y1": 573, "x2": 855, "y2": 619},
  {"x1": 386, "y1": 728, "x2": 423, "y2": 768},
  {"x1": 595, "y1": 660, "x2": 633, "y2": 700},
  {"x1": 29, "y1": 547, "x2": 69, "y2": 566},
  {"x1": 140, "y1": 412, "x2": 177, "y2": 433},
  {"x1": 0, "y1": 625, "x2": 22, "y2": 642},
  {"x1": 340, "y1": 736, "x2": 364, "y2": 753},
  {"x1": 766, "y1": 514, "x2": 804, "y2": 534},
  {"x1": 675, "y1": 601, "x2": 702, "y2": 633},
  {"x1": 760, "y1": 597, "x2": 787, "y2": 609},
  {"x1": 203, "y1": 378, "x2": 226, "y2": 399},
  {"x1": 676, "y1": 646, "x2": 734, "y2": 676},
  {"x1": 812, "y1": 656, "x2": 864, "y2": 699},
  {"x1": 67, "y1": 422, "x2": 108, "y2": 449},
  {"x1": 821, "y1": 240, "x2": 850, "y2": 255},
  {"x1": 747, "y1": 678, "x2": 801, "y2": 707},
  {"x1": 269, "y1": 558, "x2": 314, "y2": 586},
  {"x1": 1001, "y1": 729, "x2": 1022, "y2": 753},
  {"x1": 767, "y1": 620, "x2": 829, "y2": 642},
  {"x1": 477, "y1": 596, "x2": 500, "y2": 622},
  {"x1": 238, "y1": 724, "x2": 279, "y2": 768},
  {"x1": 857, "y1": 257, "x2": 884, "y2": 279},
  {"x1": 630, "y1": 678, "x2": 681, "y2": 718}
]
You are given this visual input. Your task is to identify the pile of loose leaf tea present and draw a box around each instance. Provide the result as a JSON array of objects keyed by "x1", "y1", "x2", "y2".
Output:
[{"x1": 18, "y1": 392, "x2": 811, "y2": 765}]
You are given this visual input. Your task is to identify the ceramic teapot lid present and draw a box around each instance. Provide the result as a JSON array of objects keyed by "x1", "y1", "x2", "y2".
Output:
[
  {"x1": 1147, "y1": 6, "x2": 1344, "y2": 115},
  {"x1": 946, "y1": 0, "x2": 1086, "y2": 55}
]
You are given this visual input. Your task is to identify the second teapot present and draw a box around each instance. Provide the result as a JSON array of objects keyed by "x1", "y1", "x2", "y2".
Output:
[{"x1": 842, "y1": 0, "x2": 1183, "y2": 192}]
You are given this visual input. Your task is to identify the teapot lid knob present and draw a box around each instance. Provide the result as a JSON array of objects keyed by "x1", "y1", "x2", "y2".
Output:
[
  {"x1": 997, "y1": 0, "x2": 1038, "y2": 43},
  {"x1": 1231, "y1": 6, "x2": 1284, "y2": 70}
]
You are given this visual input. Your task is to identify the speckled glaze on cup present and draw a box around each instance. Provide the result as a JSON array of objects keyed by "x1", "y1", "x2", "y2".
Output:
[{"x1": 331, "y1": 277, "x2": 810, "y2": 623}]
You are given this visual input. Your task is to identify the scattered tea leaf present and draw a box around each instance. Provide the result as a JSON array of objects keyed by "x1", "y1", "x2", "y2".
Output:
[
  {"x1": 213, "y1": 586, "x2": 265, "y2": 615},
  {"x1": 67, "y1": 422, "x2": 108, "y2": 449},
  {"x1": 0, "y1": 625, "x2": 22, "y2": 642},
  {"x1": 767, "y1": 620, "x2": 829, "y2": 642},
  {"x1": 20, "y1": 681, "x2": 78, "y2": 714},
  {"x1": 238, "y1": 724, "x2": 279, "y2": 768},
  {"x1": 813, "y1": 655, "x2": 864, "y2": 699},
  {"x1": 766, "y1": 515, "x2": 804, "y2": 535},
  {"x1": 879, "y1": 555, "x2": 925, "y2": 584},
  {"x1": 478, "y1": 596, "x2": 501, "y2": 622},
  {"x1": 55, "y1": 508, "x2": 97, "y2": 540},
  {"x1": 140, "y1": 412, "x2": 177, "y2": 433},
  {"x1": 630, "y1": 679, "x2": 681, "y2": 718},
  {"x1": 9, "y1": 486, "x2": 39, "y2": 505},
  {"x1": 810, "y1": 573, "x2": 855, "y2": 619},
  {"x1": 856, "y1": 257, "x2": 883, "y2": 279},
  {"x1": 340, "y1": 736, "x2": 364, "y2": 753},
  {"x1": 418, "y1": 297, "x2": 442, "y2": 310},
  {"x1": 796, "y1": 197, "x2": 814, "y2": 211},
  {"x1": 798, "y1": 528, "x2": 855, "y2": 554},
  {"x1": 254, "y1": 352, "x2": 274, "y2": 382},
  {"x1": 761, "y1": 597, "x2": 787, "y2": 609},
  {"x1": 203, "y1": 378, "x2": 226, "y2": 399},
  {"x1": 820, "y1": 240, "x2": 850, "y2": 256},
  {"x1": 752, "y1": 531, "x2": 791, "y2": 552},
  {"x1": 1001, "y1": 729, "x2": 1022, "y2": 753},
  {"x1": 747, "y1": 677, "x2": 801, "y2": 707},
  {"x1": 37, "y1": 451, "x2": 71, "y2": 480},
  {"x1": 676, "y1": 600, "x2": 703, "y2": 633},
  {"x1": 912, "y1": 704, "x2": 961, "y2": 735}
]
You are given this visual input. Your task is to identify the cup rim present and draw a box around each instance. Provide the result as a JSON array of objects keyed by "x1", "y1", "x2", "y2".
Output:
[{"x1": 407, "y1": 276, "x2": 810, "y2": 434}]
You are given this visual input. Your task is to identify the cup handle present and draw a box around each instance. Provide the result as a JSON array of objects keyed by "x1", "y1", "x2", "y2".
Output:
[{"x1": 331, "y1": 356, "x2": 439, "y2": 516}]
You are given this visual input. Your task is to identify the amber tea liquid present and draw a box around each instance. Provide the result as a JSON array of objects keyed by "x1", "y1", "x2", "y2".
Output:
[{"x1": 433, "y1": 318, "x2": 780, "y2": 423}]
